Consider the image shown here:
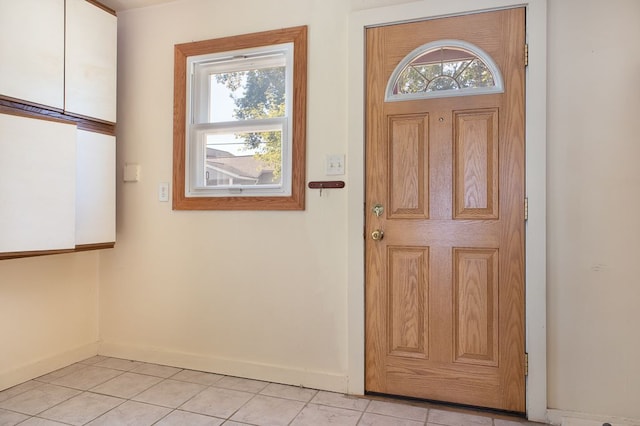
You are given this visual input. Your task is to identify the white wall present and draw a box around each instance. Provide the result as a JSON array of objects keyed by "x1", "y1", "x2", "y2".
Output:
[
  {"x1": 547, "y1": 0, "x2": 640, "y2": 421},
  {"x1": 0, "y1": 252, "x2": 99, "y2": 391},
  {"x1": 98, "y1": 0, "x2": 355, "y2": 390}
]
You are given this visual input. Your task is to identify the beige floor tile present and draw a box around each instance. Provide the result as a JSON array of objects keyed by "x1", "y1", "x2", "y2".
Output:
[
  {"x1": 494, "y1": 419, "x2": 540, "y2": 426},
  {"x1": 170, "y1": 369, "x2": 224, "y2": 386},
  {"x1": 310, "y1": 391, "x2": 371, "y2": 411},
  {"x1": 17, "y1": 418, "x2": 69, "y2": 426},
  {"x1": 0, "y1": 381, "x2": 42, "y2": 403},
  {"x1": 427, "y1": 408, "x2": 493, "y2": 426},
  {"x1": 4, "y1": 359, "x2": 549, "y2": 426},
  {"x1": 86, "y1": 400, "x2": 171, "y2": 426},
  {"x1": 180, "y1": 387, "x2": 253, "y2": 418},
  {"x1": 132, "y1": 379, "x2": 205, "y2": 408},
  {"x1": 78, "y1": 356, "x2": 109, "y2": 365},
  {"x1": 0, "y1": 407, "x2": 29, "y2": 425},
  {"x1": 35, "y1": 364, "x2": 88, "y2": 383},
  {"x1": 155, "y1": 409, "x2": 224, "y2": 425},
  {"x1": 291, "y1": 404, "x2": 363, "y2": 426},
  {"x1": 94, "y1": 357, "x2": 143, "y2": 371},
  {"x1": 215, "y1": 376, "x2": 269, "y2": 393},
  {"x1": 230, "y1": 395, "x2": 305, "y2": 425},
  {"x1": 359, "y1": 412, "x2": 425, "y2": 426},
  {"x1": 90, "y1": 372, "x2": 163, "y2": 399},
  {"x1": 39, "y1": 392, "x2": 124, "y2": 426},
  {"x1": 259, "y1": 383, "x2": 318, "y2": 402},
  {"x1": 50, "y1": 366, "x2": 122, "y2": 391},
  {"x1": 130, "y1": 362, "x2": 182, "y2": 378},
  {"x1": 366, "y1": 400, "x2": 428, "y2": 422},
  {"x1": 0, "y1": 383, "x2": 80, "y2": 415}
]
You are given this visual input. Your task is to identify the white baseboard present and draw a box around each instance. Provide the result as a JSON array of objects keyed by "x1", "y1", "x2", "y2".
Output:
[
  {"x1": 547, "y1": 409, "x2": 640, "y2": 426},
  {"x1": 98, "y1": 341, "x2": 349, "y2": 393},
  {"x1": 0, "y1": 342, "x2": 98, "y2": 392}
]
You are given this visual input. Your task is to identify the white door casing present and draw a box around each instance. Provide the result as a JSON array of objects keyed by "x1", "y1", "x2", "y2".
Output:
[{"x1": 347, "y1": 0, "x2": 547, "y2": 422}]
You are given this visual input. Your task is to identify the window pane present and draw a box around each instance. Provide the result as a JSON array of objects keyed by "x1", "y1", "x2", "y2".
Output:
[
  {"x1": 205, "y1": 130, "x2": 282, "y2": 187},
  {"x1": 392, "y1": 47, "x2": 497, "y2": 96},
  {"x1": 209, "y1": 66, "x2": 286, "y2": 123}
]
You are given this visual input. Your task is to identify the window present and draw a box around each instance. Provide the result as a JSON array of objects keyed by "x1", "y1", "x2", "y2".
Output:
[
  {"x1": 385, "y1": 39, "x2": 503, "y2": 102},
  {"x1": 173, "y1": 26, "x2": 307, "y2": 210}
]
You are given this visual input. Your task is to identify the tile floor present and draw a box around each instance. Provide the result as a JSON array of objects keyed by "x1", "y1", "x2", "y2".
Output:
[{"x1": 0, "y1": 356, "x2": 543, "y2": 426}]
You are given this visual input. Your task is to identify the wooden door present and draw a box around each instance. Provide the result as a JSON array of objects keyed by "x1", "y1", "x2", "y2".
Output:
[{"x1": 365, "y1": 9, "x2": 526, "y2": 412}]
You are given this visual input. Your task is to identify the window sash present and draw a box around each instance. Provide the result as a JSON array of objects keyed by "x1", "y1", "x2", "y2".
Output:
[
  {"x1": 187, "y1": 117, "x2": 291, "y2": 197},
  {"x1": 186, "y1": 44, "x2": 293, "y2": 197}
]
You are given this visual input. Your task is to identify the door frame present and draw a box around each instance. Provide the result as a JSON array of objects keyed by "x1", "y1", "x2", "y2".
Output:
[{"x1": 346, "y1": 0, "x2": 547, "y2": 422}]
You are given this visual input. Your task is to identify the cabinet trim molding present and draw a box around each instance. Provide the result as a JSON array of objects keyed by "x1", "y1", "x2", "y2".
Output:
[{"x1": 0, "y1": 98, "x2": 115, "y2": 136}]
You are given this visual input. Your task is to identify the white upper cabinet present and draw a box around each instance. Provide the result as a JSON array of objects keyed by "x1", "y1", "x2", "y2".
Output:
[
  {"x1": 0, "y1": 113, "x2": 77, "y2": 253},
  {"x1": 0, "y1": 0, "x2": 65, "y2": 109},
  {"x1": 76, "y1": 130, "x2": 116, "y2": 245},
  {"x1": 65, "y1": 0, "x2": 117, "y2": 123}
]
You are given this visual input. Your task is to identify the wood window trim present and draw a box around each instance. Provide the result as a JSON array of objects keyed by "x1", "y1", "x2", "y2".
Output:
[{"x1": 173, "y1": 26, "x2": 307, "y2": 211}]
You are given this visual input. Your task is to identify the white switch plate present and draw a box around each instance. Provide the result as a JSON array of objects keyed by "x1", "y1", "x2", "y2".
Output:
[
  {"x1": 326, "y1": 154, "x2": 345, "y2": 175},
  {"x1": 158, "y1": 182, "x2": 169, "y2": 202}
]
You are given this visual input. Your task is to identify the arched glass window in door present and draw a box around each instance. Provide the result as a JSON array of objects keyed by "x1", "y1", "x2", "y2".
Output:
[{"x1": 385, "y1": 39, "x2": 504, "y2": 102}]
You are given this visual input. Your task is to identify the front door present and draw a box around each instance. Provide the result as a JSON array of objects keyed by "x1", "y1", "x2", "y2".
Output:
[{"x1": 365, "y1": 8, "x2": 526, "y2": 412}]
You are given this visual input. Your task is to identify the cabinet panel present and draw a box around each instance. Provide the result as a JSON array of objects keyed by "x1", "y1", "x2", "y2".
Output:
[
  {"x1": 76, "y1": 130, "x2": 116, "y2": 245},
  {"x1": 65, "y1": 0, "x2": 117, "y2": 123},
  {"x1": 0, "y1": 113, "x2": 76, "y2": 253},
  {"x1": 0, "y1": 0, "x2": 65, "y2": 109}
]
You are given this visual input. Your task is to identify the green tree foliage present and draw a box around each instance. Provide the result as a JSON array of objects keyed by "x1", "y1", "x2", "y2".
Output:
[
  {"x1": 215, "y1": 67, "x2": 285, "y2": 178},
  {"x1": 397, "y1": 58, "x2": 494, "y2": 94}
]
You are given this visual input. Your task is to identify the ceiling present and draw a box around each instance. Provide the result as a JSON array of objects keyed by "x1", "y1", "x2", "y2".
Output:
[{"x1": 99, "y1": 0, "x2": 177, "y2": 12}]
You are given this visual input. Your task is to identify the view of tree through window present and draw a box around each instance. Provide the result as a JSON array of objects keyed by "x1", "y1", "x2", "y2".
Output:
[
  {"x1": 212, "y1": 66, "x2": 286, "y2": 180},
  {"x1": 393, "y1": 47, "x2": 495, "y2": 95}
]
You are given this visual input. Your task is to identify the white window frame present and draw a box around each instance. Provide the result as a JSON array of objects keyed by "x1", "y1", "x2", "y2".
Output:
[
  {"x1": 186, "y1": 44, "x2": 293, "y2": 197},
  {"x1": 385, "y1": 39, "x2": 504, "y2": 102}
]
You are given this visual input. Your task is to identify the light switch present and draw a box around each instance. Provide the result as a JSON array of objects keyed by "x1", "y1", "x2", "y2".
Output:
[
  {"x1": 158, "y1": 182, "x2": 169, "y2": 202},
  {"x1": 326, "y1": 154, "x2": 345, "y2": 175}
]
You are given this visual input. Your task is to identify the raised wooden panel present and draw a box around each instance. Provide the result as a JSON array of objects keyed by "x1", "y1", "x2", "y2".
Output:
[
  {"x1": 388, "y1": 114, "x2": 428, "y2": 218},
  {"x1": 453, "y1": 248, "x2": 498, "y2": 366},
  {"x1": 453, "y1": 109, "x2": 498, "y2": 219},
  {"x1": 388, "y1": 247, "x2": 429, "y2": 359}
]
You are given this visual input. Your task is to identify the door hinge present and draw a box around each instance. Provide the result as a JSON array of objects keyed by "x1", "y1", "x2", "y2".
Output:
[
  {"x1": 525, "y1": 353, "x2": 529, "y2": 376},
  {"x1": 524, "y1": 197, "x2": 528, "y2": 221},
  {"x1": 524, "y1": 43, "x2": 529, "y2": 67}
]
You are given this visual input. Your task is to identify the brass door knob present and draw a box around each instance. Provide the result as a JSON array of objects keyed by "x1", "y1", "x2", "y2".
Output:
[{"x1": 371, "y1": 229, "x2": 384, "y2": 241}]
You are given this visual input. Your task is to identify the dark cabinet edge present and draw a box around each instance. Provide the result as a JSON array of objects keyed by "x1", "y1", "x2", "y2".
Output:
[
  {"x1": 0, "y1": 243, "x2": 115, "y2": 261},
  {"x1": 0, "y1": 97, "x2": 116, "y2": 136},
  {"x1": 85, "y1": 0, "x2": 117, "y2": 16}
]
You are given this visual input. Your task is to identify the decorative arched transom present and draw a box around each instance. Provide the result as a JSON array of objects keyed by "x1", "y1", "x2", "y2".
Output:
[{"x1": 385, "y1": 39, "x2": 504, "y2": 101}]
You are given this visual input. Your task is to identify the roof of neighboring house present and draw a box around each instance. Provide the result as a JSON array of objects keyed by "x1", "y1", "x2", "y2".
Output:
[{"x1": 206, "y1": 148, "x2": 276, "y2": 183}]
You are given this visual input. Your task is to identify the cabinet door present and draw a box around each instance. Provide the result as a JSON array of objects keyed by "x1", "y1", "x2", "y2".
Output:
[
  {"x1": 76, "y1": 130, "x2": 116, "y2": 245},
  {"x1": 0, "y1": 0, "x2": 65, "y2": 109},
  {"x1": 0, "y1": 113, "x2": 76, "y2": 253},
  {"x1": 65, "y1": 0, "x2": 117, "y2": 123}
]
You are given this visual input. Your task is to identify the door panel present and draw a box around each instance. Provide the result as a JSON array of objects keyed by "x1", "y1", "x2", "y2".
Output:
[
  {"x1": 365, "y1": 8, "x2": 525, "y2": 412},
  {"x1": 388, "y1": 114, "x2": 429, "y2": 218},
  {"x1": 453, "y1": 109, "x2": 499, "y2": 219}
]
